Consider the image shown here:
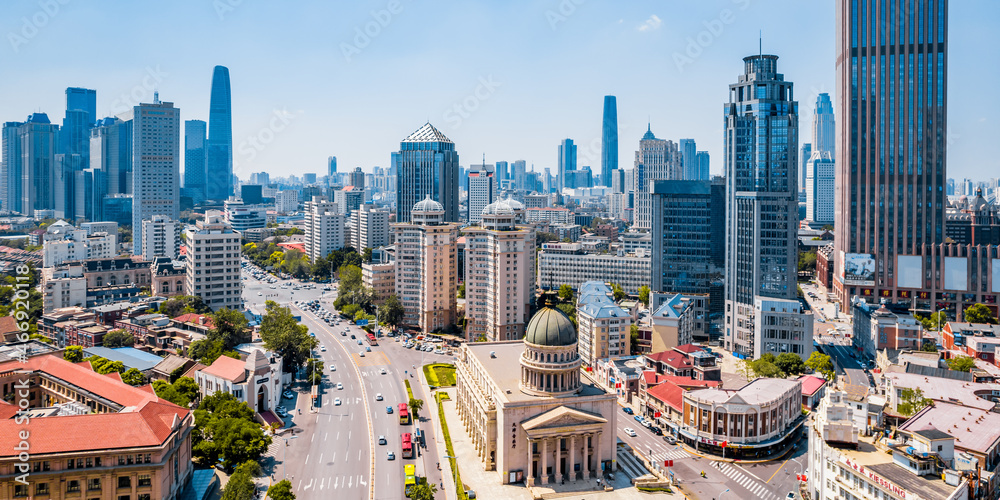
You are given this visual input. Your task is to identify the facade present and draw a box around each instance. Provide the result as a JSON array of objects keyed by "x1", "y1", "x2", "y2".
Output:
[
  {"x1": 351, "y1": 204, "x2": 391, "y2": 252},
  {"x1": 206, "y1": 65, "x2": 233, "y2": 201},
  {"x1": 648, "y1": 295, "x2": 698, "y2": 353},
  {"x1": 349, "y1": 167, "x2": 365, "y2": 190},
  {"x1": 184, "y1": 210, "x2": 241, "y2": 311},
  {"x1": 600, "y1": 96, "x2": 617, "y2": 187},
  {"x1": 42, "y1": 226, "x2": 116, "y2": 268},
  {"x1": 942, "y1": 322, "x2": 1000, "y2": 364},
  {"x1": 394, "y1": 123, "x2": 459, "y2": 223},
  {"x1": 650, "y1": 179, "x2": 725, "y2": 296},
  {"x1": 41, "y1": 263, "x2": 87, "y2": 312},
  {"x1": 334, "y1": 186, "x2": 364, "y2": 217},
  {"x1": 304, "y1": 196, "x2": 346, "y2": 262},
  {"x1": 467, "y1": 165, "x2": 497, "y2": 224},
  {"x1": 195, "y1": 347, "x2": 283, "y2": 414},
  {"x1": 576, "y1": 282, "x2": 631, "y2": 368},
  {"x1": 275, "y1": 190, "x2": 299, "y2": 213},
  {"x1": 362, "y1": 261, "x2": 395, "y2": 306},
  {"x1": 151, "y1": 256, "x2": 187, "y2": 297},
  {"x1": 724, "y1": 54, "x2": 803, "y2": 359},
  {"x1": 464, "y1": 198, "x2": 536, "y2": 342},
  {"x1": 696, "y1": 151, "x2": 710, "y2": 182},
  {"x1": 5, "y1": 114, "x2": 59, "y2": 216},
  {"x1": 805, "y1": 151, "x2": 835, "y2": 226},
  {"x1": 393, "y1": 197, "x2": 459, "y2": 334},
  {"x1": 812, "y1": 92, "x2": 835, "y2": 156},
  {"x1": 141, "y1": 215, "x2": 180, "y2": 260},
  {"x1": 753, "y1": 297, "x2": 814, "y2": 360},
  {"x1": 537, "y1": 243, "x2": 650, "y2": 294},
  {"x1": 679, "y1": 138, "x2": 698, "y2": 180},
  {"x1": 223, "y1": 200, "x2": 268, "y2": 233},
  {"x1": 557, "y1": 139, "x2": 576, "y2": 194},
  {"x1": 525, "y1": 207, "x2": 570, "y2": 224},
  {"x1": 183, "y1": 119, "x2": 207, "y2": 201},
  {"x1": 632, "y1": 125, "x2": 682, "y2": 231},
  {"x1": 851, "y1": 300, "x2": 923, "y2": 360},
  {"x1": 125, "y1": 99, "x2": 180, "y2": 256},
  {"x1": 454, "y1": 305, "x2": 618, "y2": 486}
]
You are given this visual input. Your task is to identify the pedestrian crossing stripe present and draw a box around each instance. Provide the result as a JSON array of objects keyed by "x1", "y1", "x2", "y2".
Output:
[{"x1": 718, "y1": 463, "x2": 777, "y2": 500}]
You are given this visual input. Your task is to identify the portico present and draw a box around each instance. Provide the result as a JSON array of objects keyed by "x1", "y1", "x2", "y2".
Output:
[{"x1": 521, "y1": 406, "x2": 607, "y2": 486}]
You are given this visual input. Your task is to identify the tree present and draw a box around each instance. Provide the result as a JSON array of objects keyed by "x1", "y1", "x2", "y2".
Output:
[
  {"x1": 209, "y1": 308, "x2": 250, "y2": 352},
  {"x1": 193, "y1": 410, "x2": 271, "y2": 469},
  {"x1": 64, "y1": 345, "x2": 83, "y2": 362},
  {"x1": 305, "y1": 358, "x2": 324, "y2": 385},
  {"x1": 362, "y1": 247, "x2": 373, "y2": 263},
  {"x1": 610, "y1": 283, "x2": 626, "y2": 302},
  {"x1": 637, "y1": 285, "x2": 650, "y2": 307},
  {"x1": 339, "y1": 265, "x2": 363, "y2": 293},
  {"x1": 920, "y1": 342, "x2": 939, "y2": 353},
  {"x1": 101, "y1": 329, "x2": 135, "y2": 348},
  {"x1": 457, "y1": 283, "x2": 465, "y2": 299},
  {"x1": 947, "y1": 356, "x2": 976, "y2": 373},
  {"x1": 267, "y1": 480, "x2": 296, "y2": 500},
  {"x1": 964, "y1": 303, "x2": 998, "y2": 324},
  {"x1": 558, "y1": 284, "x2": 574, "y2": 302},
  {"x1": 121, "y1": 367, "x2": 145, "y2": 386},
  {"x1": 221, "y1": 461, "x2": 258, "y2": 500},
  {"x1": 798, "y1": 250, "x2": 817, "y2": 273},
  {"x1": 379, "y1": 294, "x2": 405, "y2": 328},
  {"x1": 174, "y1": 377, "x2": 201, "y2": 404},
  {"x1": 153, "y1": 379, "x2": 190, "y2": 407},
  {"x1": 409, "y1": 482, "x2": 438, "y2": 500},
  {"x1": 775, "y1": 353, "x2": 806, "y2": 376},
  {"x1": 750, "y1": 357, "x2": 782, "y2": 378},
  {"x1": 629, "y1": 324, "x2": 640, "y2": 355},
  {"x1": 897, "y1": 387, "x2": 932, "y2": 417},
  {"x1": 261, "y1": 301, "x2": 316, "y2": 374},
  {"x1": 408, "y1": 397, "x2": 424, "y2": 419},
  {"x1": 805, "y1": 351, "x2": 835, "y2": 379},
  {"x1": 159, "y1": 295, "x2": 210, "y2": 317},
  {"x1": 915, "y1": 311, "x2": 948, "y2": 331},
  {"x1": 86, "y1": 356, "x2": 126, "y2": 375},
  {"x1": 737, "y1": 358, "x2": 755, "y2": 381}
]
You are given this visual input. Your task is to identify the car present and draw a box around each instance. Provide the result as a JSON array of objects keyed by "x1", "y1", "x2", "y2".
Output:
[
  {"x1": 649, "y1": 426, "x2": 663, "y2": 436},
  {"x1": 310, "y1": 332, "x2": 315, "y2": 337},
  {"x1": 624, "y1": 427, "x2": 637, "y2": 437},
  {"x1": 386, "y1": 406, "x2": 393, "y2": 414},
  {"x1": 387, "y1": 451, "x2": 395, "y2": 460},
  {"x1": 350, "y1": 334, "x2": 356, "y2": 339},
  {"x1": 357, "y1": 340, "x2": 363, "y2": 345},
  {"x1": 337, "y1": 383, "x2": 343, "y2": 390},
  {"x1": 320, "y1": 345, "x2": 326, "y2": 352},
  {"x1": 663, "y1": 435, "x2": 677, "y2": 445},
  {"x1": 366, "y1": 346, "x2": 371, "y2": 352},
  {"x1": 275, "y1": 407, "x2": 288, "y2": 417},
  {"x1": 359, "y1": 351, "x2": 365, "y2": 357},
  {"x1": 330, "y1": 365, "x2": 336, "y2": 371},
  {"x1": 634, "y1": 415, "x2": 643, "y2": 423},
  {"x1": 334, "y1": 397, "x2": 342, "y2": 406},
  {"x1": 282, "y1": 390, "x2": 294, "y2": 399},
  {"x1": 375, "y1": 393, "x2": 383, "y2": 401},
  {"x1": 341, "y1": 331, "x2": 347, "y2": 336},
  {"x1": 377, "y1": 435, "x2": 387, "y2": 445},
  {"x1": 786, "y1": 493, "x2": 797, "y2": 500},
  {"x1": 622, "y1": 407, "x2": 634, "y2": 415},
  {"x1": 257, "y1": 291, "x2": 262, "y2": 296},
  {"x1": 380, "y1": 368, "x2": 387, "y2": 375}
]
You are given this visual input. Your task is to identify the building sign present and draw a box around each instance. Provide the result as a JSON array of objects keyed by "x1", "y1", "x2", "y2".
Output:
[
  {"x1": 257, "y1": 377, "x2": 269, "y2": 384},
  {"x1": 880, "y1": 289, "x2": 892, "y2": 298},
  {"x1": 511, "y1": 422, "x2": 517, "y2": 449},
  {"x1": 698, "y1": 437, "x2": 727, "y2": 447},
  {"x1": 843, "y1": 253, "x2": 876, "y2": 286},
  {"x1": 842, "y1": 457, "x2": 908, "y2": 500},
  {"x1": 917, "y1": 291, "x2": 930, "y2": 299},
  {"x1": 897, "y1": 290, "x2": 911, "y2": 298}
]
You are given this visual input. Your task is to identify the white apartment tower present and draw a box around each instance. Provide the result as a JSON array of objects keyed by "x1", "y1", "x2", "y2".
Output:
[
  {"x1": 393, "y1": 197, "x2": 459, "y2": 334},
  {"x1": 304, "y1": 196, "x2": 345, "y2": 262},
  {"x1": 351, "y1": 204, "x2": 391, "y2": 252},
  {"x1": 275, "y1": 190, "x2": 299, "y2": 213},
  {"x1": 632, "y1": 125, "x2": 682, "y2": 231},
  {"x1": 184, "y1": 210, "x2": 242, "y2": 311},
  {"x1": 141, "y1": 215, "x2": 181, "y2": 260},
  {"x1": 805, "y1": 151, "x2": 835, "y2": 226},
  {"x1": 122, "y1": 99, "x2": 180, "y2": 255},
  {"x1": 467, "y1": 164, "x2": 496, "y2": 224}
]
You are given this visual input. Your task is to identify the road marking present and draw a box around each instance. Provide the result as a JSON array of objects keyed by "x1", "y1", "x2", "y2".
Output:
[
  {"x1": 767, "y1": 456, "x2": 790, "y2": 483},
  {"x1": 304, "y1": 454, "x2": 310, "y2": 465},
  {"x1": 334, "y1": 476, "x2": 339, "y2": 488},
  {"x1": 319, "y1": 453, "x2": 323, "y2": 464},
  {"x1": 349, "y1": 431, "x2": 352, "y2": 440},
  {"x1": 359, "y1": 449, "x2": 362, "y2": 460},
  {"x1": 324, "y1": 432, "x2": 328, "y2": 441},
  {"x1": 332, "y1": 452, "x2": 336, "y2": 463}
]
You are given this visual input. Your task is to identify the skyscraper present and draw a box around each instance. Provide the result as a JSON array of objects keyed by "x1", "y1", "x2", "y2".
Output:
[
  {"x1": 557, "y1": 138, "x2": 576, "y2": 194},
  {"x1": 206, "y1": 65, "x2": 232, "y2": 201},
  {"x1": 184, "y1": 120, "x2": 207, "y2": 201},
  {"x1": 512, "y1": 160, "x2": 526, "y2": 191},
  {"x1": 393, "y1": 197, "x2": 459, "y2": 334},
  {"x1": 393, "y1": 122, "x2": 459, "y2": 223},
  {"x1": 349, "y1": 167, "x2": 365, "y2": 189},
  {"x1": 90, "y1": 117, "x2": 132, "y2": 197},
  {"x1": 724, "y1": 54, "x2": 811, "y2": 359},
  {"x1": 834, "y1": 0, "x2": 954, "y2": 312},
  {"x1": 679, "y1": 138, "x2": 698, "y2": 180},
  {"x1": 805, "y1": 151, "x2": 835, "y2": 226},
  {"x1": 812, "y1": 93, "x2": 835, "y2": 156},
  {"x1": 696, "y1": 151, "x2": 710, "y2": 180},
  {"x1": 15, "y1": 114, "x2": 59, "y2": 216},
  {"x1": 123, "y1": 99, "x2": 180, "y2": 255},
  {"x1": 65, "y1": 88, "x2": 96, "y2": 125},
  {"x1": 328, "y1": 156, "x2": 337, "y2": 176},
  {"x1": 601, "y1": 96, "x2": 618, "y2": 187},
  {"x1": 467, "y1": 164, "x2": 496, "y2": 224},
  {"x1": 799, "y1": 143, "x2": 812, "y2": 192},
  {"x1": 495, "y1": 160, "x2": 509, "y2": 183},
  {"x1": 632, "y1": 124, "x2": 681, "y2": 231}
]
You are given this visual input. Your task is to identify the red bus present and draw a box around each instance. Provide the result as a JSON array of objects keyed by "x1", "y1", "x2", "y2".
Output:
[
  {"x1": 401, "y1": 432, "x2": 414, "y2": 459},
  {"x1": 398, "y1": 403, "x2": 410, "y2": 425},
  {"x1": 366, "y1": 333, "x2": 378, "y2": 346}
]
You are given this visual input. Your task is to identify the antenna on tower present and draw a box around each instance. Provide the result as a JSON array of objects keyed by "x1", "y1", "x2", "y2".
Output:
[
  {"x1": 759, "y1": 30, "x2": 762, "y2": 59},
  {"x1": 153, "y1": 90, "x2": 160, "y2": 105}
]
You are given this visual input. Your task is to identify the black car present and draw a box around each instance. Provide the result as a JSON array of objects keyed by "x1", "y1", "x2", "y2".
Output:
[
  {"x1": 350, "y1": 334, "x2": 356, "y2": 339},
  {"x1": 649, "y1": 426, "x2": 663, "y2": 436}
]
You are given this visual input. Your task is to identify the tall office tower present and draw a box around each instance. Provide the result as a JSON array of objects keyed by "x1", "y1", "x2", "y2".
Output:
[
  {"x1": 393, "y1": 122, "x2": 459, "y2": 223},
  {"x1": 495, "y1": 160, "x2": 509, "y2": 182},
  {"x1": 1, "y1": 122, "x2": 20, "y2": 211},
  {"x1": 393, "y1": 197, "x2": 459, "y2": 334},
  {"x1": 601, "y1": 95, "x2": 618, "y2": 187},
  {"x1": 206, "y1": 65, "x2": 233, "y2": 201},
  {"x1": 467, "y1": 164, "x2": 497, "y2": 224},
  {"x1": 240, "y1": 185, "x2": 263, "y2": 205},
  {"x1": 303, "y1": 173, "x2": 317, "y2": 185},
  {"x1": 962, "y1": 179, "x2": 972, "y2": 196},
  {"x1": 696, "y1": 151, "x2": 710, "y2": 180},
  {"x1": 541, "y1": 168, "x2": 551, "y2": 194},
  {"x1": 812, "y1": 93, "x2": 835, "y2": 155},
  {"x1": 184, "y1": 120, "x2": 207, "y2": 200},
  {"x1": 512, "y1": 160, "x2": 527, "y2": 191},
  {"x1": 834, "y1": 0, "x2": 962, "y2": 314},
  {"x1": 464, "y1": 197, "x2": 535, "y2": 342},
  {"x1": 611, "y1": 168, "x2": 626, "y2": 194},
  {"x1": 679, "y1": 138, "x2": 699, "y2": 180},
  {"x1": 806, "y1": 152, "x2": 836, "y2": 226},
  {"x1": 184, "y1": 210, "x2": 241, "y2": 311},
  {"x1": 53, "y1": 153, "x2": 84, "y2": 220},
  {"x1": 65, "y1": 88, "x2": 96, "y2": 124},
  {"x1": 632, "y1": 124, "x2": 682, "y2": 230},
  {"x1": 304, "y1": 196, "x2": 345, "y2": 261},
  {"x1": 349, "y1": 167, "x2": 365, "y2": 189},
  {"x1": 18, "y1": 114, "x2": 59, "y2": 216},
  {"x1": 141, "y1": 214, "x2": 181, "y2": 259},
  {"x1": 351, "y1": 204, "x2": 390, "y2": 252},
  {"x1": 61, "y1": 88, "x2": 95, "y2": 159},
  {"x1": 650, "y1": 179, "x2": 725, "y2": 295},
  {"x1": 557, "y1": 139, "x2": 576, "y2": 193},
  {"x1": 328, "y1": 156, "x2": 337, "y2": 177},
  {"x1": 90, "y1": 117, "x2": 132, "y2": 197},
  {"x1": 799, "y1": 143, "x2": 812, "y2": 192},
  {"x1": 946, "y1": 178, "x2": 955, "y2": 196},
  {"x1": 724, "y1": 54, "x2": 810, "y2": 359},
  {"x1": 122, "y1": 99, "x2": 180, "y2": 255}
]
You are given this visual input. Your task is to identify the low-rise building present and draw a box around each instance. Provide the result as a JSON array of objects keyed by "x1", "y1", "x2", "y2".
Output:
[
  {"x1": 852, "y1": 299, "x2": 923, "y2": 360},
  {"x1": 82, "y1": 346, "x2": 166, "y2": 375},
  {"x1": 943, "y1": 322, "x2": 1000, "y2": 365},
  {"x1": 576, "y1": 282, "x2": 631, "y2": 368},
  {"x1": 525, "y1": 207, "x2": 570, "y2": 224},
  {"x1": 797, "y1": 374, "x2": 828, "y2": 409},
  {"x1": 643, "y1": 344, "x2": 721, "y2": 381},
  {"x1": 754, "y1": 297, "x2": 814, "y2": 360},
  {"x1": 644, "y1": 377, "x2": 721, "y2": 435},
  {"x1": 41, "y1": 221, "x2": 117, "y2": 267},
  {"x1": 41, "y1": 262, "x2": 87, "y2": 312},
  {"x1": 195, "y1": 346, "x2": 283, "y2": 414},
  {"x1": 151, "y1": 256, "x2": 187, "y2": 297},
  {"x1": 592, "y1": 356, "x2": 643, "y2": 402},
  {"x1": 362, "y1": 260, "x2": 396, "y2": 306},
  {"x1": 882, "y1": 371, "x2": 1000, "y2": 413},
  {"x1": 537, "y1": 243, "x2": 650, "y2": 294}
]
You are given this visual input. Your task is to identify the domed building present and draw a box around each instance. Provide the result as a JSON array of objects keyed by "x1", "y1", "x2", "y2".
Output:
[{"x1": 455, "y1": 301, "x2": 618, "y2": 487}]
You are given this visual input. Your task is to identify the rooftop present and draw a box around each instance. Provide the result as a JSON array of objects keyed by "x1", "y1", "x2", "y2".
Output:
[
  {"x1": 798, "y1": 374, "x2": 828, "y2": 396},
  {"x1": 200, "y1": 355, "x2": 247, "y2": 382},
  {"x1": 646, "y1": 377, "x2": 722, "y2": 412},
  {"x1": 831, "y1": 435, "x2": 962, "y2": 500},
  {"x1": 465, "y1": 342, "x2": 609, "y2": 404},
  {"x1": 884, "y1": 371, "x2": 998, "y2": 411},
  {"x1": 402, "y1": 122, "x2": 452, "y2": 143},
  {"x1": 687, "y1": 377, "x2": 801, "y2": 405},
  {"x1": 83, "y1": 347, "x2": 165, "y2": 372},
  {"x1": 0, "y1": 354, "x2": 161, "y2": 408},
  {"x1": 898, "y1": 401, "x2": 1000, "y2": 455}
]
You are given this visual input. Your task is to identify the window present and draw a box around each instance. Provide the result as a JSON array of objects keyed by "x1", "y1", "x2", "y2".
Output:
[
  {"x1": 67, "y1": 480, "x2": 81, "y2": 493},
  {"x1": 14, "y1": 484, "x2": 28, "y2": 497},
  {"x1": 35, "y1": 483, "x2": 49, "y2": 495},
  {"x1": 88, "y1": 478, "x2": 102, "y2": 490},
  {"x1": 118, "y1": 476, "x2": 131, "y2": 488},
  {"x1": 137, "y1": 474, "x2": 151, "y2": 487}
]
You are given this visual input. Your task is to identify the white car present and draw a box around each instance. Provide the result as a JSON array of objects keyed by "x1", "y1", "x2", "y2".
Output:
[
  {"x1": 375, "y1": 393, "x2": 383, "y2": 401},
  {"x1": 330, "y1": 365, "x2": 336, "y2": 371},
  {"x1": 380, "y1": 368, "x2": 387, "y2": 375},
  {"x1": 334, "y1": 397, "x2": 342, "y2": 406},
  {"x1": 378, "y1": 435, "x2": 387, "y2": 445},
  {"x1": 337, "y1": 383, "x2": 343, "y2": 390},
  {"x1": 624, "y1": 427, "x2": 637, "y2": 437}
]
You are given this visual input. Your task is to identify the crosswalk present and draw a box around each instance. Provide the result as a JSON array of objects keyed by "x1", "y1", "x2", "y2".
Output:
[
  {"x1": 717, "y1": 462, "x2": 780, "y2": 500},
  {"x1": 297, "y1": 475, "x2": 366, "y2": 491}
]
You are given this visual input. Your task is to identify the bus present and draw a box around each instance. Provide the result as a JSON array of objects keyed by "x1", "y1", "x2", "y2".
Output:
[
  {"x1": 403, "y1": 464, "x2": 416, "y2": 497},
  {"x1": 399, "y1": 403, "x2": 410, "y2": 425},
  {"x1": 401, "y1": 432, "x2": 414, "y2": 459},
  {"x1": 366, "y1": 333, "x2": 378, "y2": 346}
]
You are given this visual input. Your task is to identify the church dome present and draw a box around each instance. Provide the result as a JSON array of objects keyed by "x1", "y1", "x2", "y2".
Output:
[
  {"x1": 412, "y1": 196, "x2": 444, "y2": 214},
  {"x1": 524, "y1": 306, "x2": 577, "y2": 347}
]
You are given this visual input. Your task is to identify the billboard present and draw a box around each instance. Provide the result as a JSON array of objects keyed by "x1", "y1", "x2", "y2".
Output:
[
  {"x1": 843, "y1": 253, "x2": 875, "y2": 286},
  {"x1": 896, "y1": 255, "x2": 922, "y2": 289},
  {"x1": 944, "y1": 257, "x2": 968, "y2": 291}
]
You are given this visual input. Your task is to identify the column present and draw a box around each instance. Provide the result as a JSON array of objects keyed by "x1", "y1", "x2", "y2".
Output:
[
  {"x1": 541, "y1": 438, "x2": 550, "y2": 485},
  {"x1": 569, "y1": 435, "x2": 577, "y2": 481},
  {"x1": 594, "y1": 431, "x2": 603, "y2": 478},
  {"x1": 554, "y1": 437, "x2": 562, "y2": 482},
  {"x1": 583, "y1": 433, "x2": 592, "y2": 480},
  {"x1": 527, "y1": 439, "x2": 535, "y2": 487}
]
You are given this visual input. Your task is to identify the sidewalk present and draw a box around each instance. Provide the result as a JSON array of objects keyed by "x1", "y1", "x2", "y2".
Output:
[{"x1": 416, "y1": 370, "x2": 457, "y2": 500}]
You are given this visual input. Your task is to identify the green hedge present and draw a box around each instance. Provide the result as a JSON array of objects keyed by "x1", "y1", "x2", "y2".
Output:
[
  {"x1": 435, "y1": 392, "x2": 467, "y2": 500},
  {"x1": 423, "y1": 363, "x2": 457, "y2": 387}
]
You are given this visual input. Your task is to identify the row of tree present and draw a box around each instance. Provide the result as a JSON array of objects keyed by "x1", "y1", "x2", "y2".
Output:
[{"x1": 738, "y1": 351, "x2": 835, "y2": 381}]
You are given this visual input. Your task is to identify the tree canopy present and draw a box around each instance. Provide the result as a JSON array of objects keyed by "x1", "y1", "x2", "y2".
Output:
[
  {"x1": 193, "y1": 393, "x2": 271, "y2": 469},
  {"x1": 638, "y1": 285, "x2": 650, "y2": 307},
  {"x1": 266, "y1": 480, "x2": 296, "y2": 500},
  {"x1": 121, "y1": 367, "x2": 145, "y2": 386},
  {"x1": 101, "y1": 329, "x2": 135, "y2": 348},
  {"x1": 897, "y1": 387, "x2": 932, "y2": 417},
  {"x1": 610, "y1": 283, "x2": 626, "y2": 302},
  {"x1": 63, "y1": 345, "x2": 83, "y2": 362},
  {"x1": 558, "y1": 284, "x2": 574, "y2": 302},
  {"x1": 805, "y1": 351, "x2": 835, "y2": 379},
  {"x1": 208, "y1": 308, "x2": 251, "y2": 352},
  {"x1": 378, "y1": 294, "x2": 405, "y2": 328},
  {"x1": 774, "y1": 352, "x2": 806, "y2": 376},
  {"x1": 947, "y1": 356, "x2": 976, "y2": 373},
  {"x1": 260, "y1": 300, "x2": 316, "y2": 373},
  {"x1": 964, "y1": 303, "x2": 998, "y2": 325}
]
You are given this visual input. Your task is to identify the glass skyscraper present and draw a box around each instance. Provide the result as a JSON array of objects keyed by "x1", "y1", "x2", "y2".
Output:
[
  {"x1": 601, "y1": 95, "x2": 618, "y2": 187},
  {"x1": 679, "y1": 138, "x2": 698, "y2": 180},
  {"x1": 557, "y1": 138, "x2": 576, "y2": 193},
  {"x1": 206, "y1": 65, "x2": 232, "y2": 201},
  {"x1": 184, "y1": 120, "x2": 207, "y2": 202},
  {"x1": 394, "y1": 122, "x2": 459, "y2": 223}
]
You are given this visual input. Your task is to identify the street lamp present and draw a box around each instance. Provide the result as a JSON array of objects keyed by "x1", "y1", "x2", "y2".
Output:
[
  {"x1": 282, "y1": 435, "x2": 299, "y2": 479},
  {"x1": 717, "y1": 487, "x2": 730, "y2": 500}
]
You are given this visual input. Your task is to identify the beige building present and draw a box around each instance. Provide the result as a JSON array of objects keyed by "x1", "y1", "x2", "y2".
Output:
[
  {"x1": 363, "y1": 260, "x2": 396, "y2": 306},
  {"x1": 464, "y1": 197, "x2": 536, "y2": 342},
  {"x1": 576, "y1": 281, "x2": 631, "y2": 368},
  {"x1": 393, "y1": 197, "x2": 459, "y2": 334},
  {"x1": 351, "y1": 204, "x2": 391, "y2": 252},
  {"x1": 455, "y1": 304, "x2": 618, "y2": 486},
  {"x1": 184, "y1": 210, "x2": 242, "y2": 311}
]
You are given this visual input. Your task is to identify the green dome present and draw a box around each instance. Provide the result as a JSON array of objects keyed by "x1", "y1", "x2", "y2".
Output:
[{"x1": 524, "y1": 307, "x2": 577, "y2": 347}]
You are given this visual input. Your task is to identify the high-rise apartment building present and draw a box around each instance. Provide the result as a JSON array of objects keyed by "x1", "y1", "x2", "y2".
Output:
[
  {"x1": 805, "y1": 151, "x2": 835, "y2": 226},
  {"x1": 812, "y1": 93, "x2": 835, "y2": 156},
  {"x1": 122, "y1": 99, "x2": 180, "y2": 255},
  {"x1": 650, "y1": 179, "x2": 725, "y2": 296},
  {"x1": 184, "y1": 210, "x2": 242, "y2": 310},
  {"x1": 464, "y1": 197, "x2": 535, "y2": 342},
  {"x1": 467, "y1": 164, "x2": 496, "y2": 224},
  {"x1": 557, "y1": 138, "x2": 576, "y2": 194},
  {"x1": 275, "y1": 190, "x2": 299, "y2": 213},
  {"x1": 724, "y1": 54, "x2": 810, "y2": 359},
  {"x1": 184, "y1": 120, "x2": 207, "y2": 201},
  {"x1": 679, "y1": 138, "x2": 699, "y2": 180},
  {"x1": 349, "y1": 167, "x2": 365, "y2": 190},
  {"x1": 633, "y1": 125, "x2": 681, "y2": 230},
  {"x1": 394, "y1": 122, "x2": 459, "y2": 223},
  {"x1": 601, "y1": 96, "x2": 618, "y2": 187},
  {"x1": 696, "y1": 151, "x2": 710, "y2": 181},
  {"x1": 512, "y1": 160, "x2": 527, "y2": 191},
  {"x1": 393, "y1": 197, "x2": 459, "y2": 334},
  {"x1": 206, "y1": 65, "x2": 233, "y2": 201},
  {"x1": 304, "y1": 196, "x2": 345, "y2": 262},
  {"x1": 141, "y1": 214, "x2": 180, "y2": 260},
  {"x1": 351, "y1": 204, "x2": 391, "y2": 252},
  {"x1": 334, "y1": 186, "x2": 364, "y2": 217}
]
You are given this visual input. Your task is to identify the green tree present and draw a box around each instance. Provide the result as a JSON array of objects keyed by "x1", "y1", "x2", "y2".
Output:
[
  {"x1": 555, "y1": 303, "x2": 577, "y2": 328},
  {"x1": 737, "y1": 358, "x2": 756, "y2": 380},
  {"x1": 947, "y1": 356, "x2": 976, "y2": 373},
  {"x1": 153, "y1": 379, "x2": 190, "y2": 407},
  {"x1": 101, "y1": 329, "x2": 135, "y2": 348},
  {"x1": 305, "y1": 358, "x2": 324, "y2": 385},
  {"x1": 261, "y1": 301, "x2": 316, "y2": 374},
  {"x1": 897, "y1": 387, "x2": 932, "y2": 417},
  {"x1": 378, "y1": 294, "x2": 405, "y2": 328},
  {"x1": 159, "y1": 295, "x2": 210, "y2": 317},
  {"x1": 221, "y1": 462, "x2": 257, "y2": 500},
  {"x1": 174, "y1": 376, "x2": 201, "y2": 404},
  {"x1": 341, "y1": 303, "x2": 360, "y2": 319},
  {"x1": 558, "y1": 284, "x2": 574, "y2": 302},
  {"x1": 610, "y1": 283, "x2": 626, "y2": 302},
  {"x1": 964, "y1": 303, "x2": 998, "y2": 324},
  {"x1": 920, "y1": 342, "x2": 939, "y2": 353},
  {"x1": 209, "y1": 308, "x2": 250, "y2": 351},
  {"x1": 64, "y1": 345, "x2": 83, "y2": 362},
  {"x1": 638, "y1": 285, "x2": 650, "y2": 307},
  {"x1": 266, "y1": 480, "x2": 296, "y2": 500},
  {"x1": 408, "y1": 397, "x2": 424, "y2": 420},
  {"x1": 409, "y1": 482, "x2": 438, "y2": 500},
  {"x1": 775, "y1": 353, "x2": 806, "y2": 376},
  {"x1": 187, "y1": 338, "x2": 239, "y2": 365},
  {"x1": 798, "y1": 250, "x2": 817, "y2": 273},
  {"x1": 750, "y1": 357, "x2": 781, "y2": 378},
  {"x1": 121, "y1": 367, "x2": 145, "y2": 386},
  {"x1": 339, "y1": 265, "x2": 363, "y2": 293},
  {"x1": 805, "y1": 351, "x2": 835, "y2": 379},
  {"x1": 193, "y1": 411, "x2": 271, "y2": 469},
  {"x1": 630, "y1": 324, "x2": 640, "y2": 355},
  {"x1": 362, "y1": 247, "x2": 373, "y2": 263},
  {"x1": 915, "y1": 311, "x2": 948, "y2": 331},
  {"x1": 457, "y1": 283, "x2": 465, "y2": 299}
]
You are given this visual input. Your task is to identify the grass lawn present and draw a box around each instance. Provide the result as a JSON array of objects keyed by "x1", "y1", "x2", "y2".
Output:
[{"x1": 423, "y1": 363, "x2": 457, "y2": 387}]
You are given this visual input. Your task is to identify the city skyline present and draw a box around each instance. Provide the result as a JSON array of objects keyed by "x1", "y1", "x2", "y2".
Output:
[{"x1": 1, "y1": 1, "x2": 996, "y2": 183}]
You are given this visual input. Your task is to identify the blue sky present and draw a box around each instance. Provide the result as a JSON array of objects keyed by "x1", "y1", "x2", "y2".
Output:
[{"x1": 2, "y1": 0, "x2": 995, "y2": 182}]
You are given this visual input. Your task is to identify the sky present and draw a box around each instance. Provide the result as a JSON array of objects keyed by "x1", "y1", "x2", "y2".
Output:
[{"x1": 2, "y1": 0, "x2": 996, "y2": 183}]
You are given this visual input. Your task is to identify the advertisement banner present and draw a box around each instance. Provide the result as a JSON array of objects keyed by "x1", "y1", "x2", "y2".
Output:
[{"x1": 843, "y1": 253, "x2": 876, "y2": 286}]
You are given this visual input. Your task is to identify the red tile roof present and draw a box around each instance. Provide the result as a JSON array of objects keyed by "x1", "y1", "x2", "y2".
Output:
[
  {"x1": 200, "y1": 355, "x2": 246, "y2": 382},
  {"x1": 641, "y1": 371, "x2": 669, "y2": 386},
  {"x1": 646, "y1": 350, "x2": 694, "y2": 370},
  {"x1": 0, "y1": 355, "x2": 159, "y2": 408},
  {"x1": 646, "y1": 378, "x2": 722, "y2": 412},
  {"x1": 0, "y1": 316, "x2": 19, "y2": 337},
  {"x1": 171, "y1": 313, "x2": 215, "y2": 329},
  {"x1": 797, "y1": 375, "x2": 828, "y2": 396},
  {"x1": 673, "y1": 344, "x2": 704, "y2": 354}
]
